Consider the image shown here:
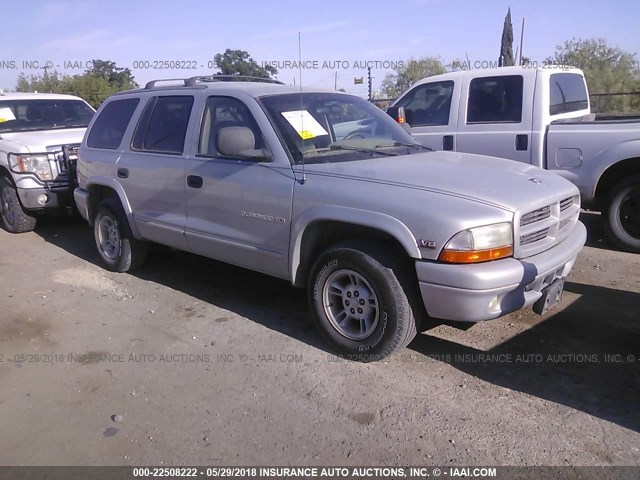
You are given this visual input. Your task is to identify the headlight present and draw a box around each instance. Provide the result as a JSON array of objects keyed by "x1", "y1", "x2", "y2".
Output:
[
  {"x1": 439, "y1": 222, "x2": 513, "y2": 264},
  {"x1": 8, "y1": 153, "x2": 53, "y2": 181}
]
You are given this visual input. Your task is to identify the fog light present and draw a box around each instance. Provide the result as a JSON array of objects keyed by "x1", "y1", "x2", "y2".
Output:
[
  {"x1": 488, "y1": 295, "x2": 501, "y2": 313},
  {"x1": 37, "y1": 194, "x2": 48, "y2": 205}
]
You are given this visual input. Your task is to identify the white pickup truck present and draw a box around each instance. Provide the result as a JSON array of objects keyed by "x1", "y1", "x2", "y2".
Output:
[
  {"x1": 0, "y1": 92, "x2": 94, "y2": 232},
  {"x1": 388, "y1": 66, "x2": 640, "y2": 252}
]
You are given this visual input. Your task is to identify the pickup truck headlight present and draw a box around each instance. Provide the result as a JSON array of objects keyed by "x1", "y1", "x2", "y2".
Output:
[
  {"x1": 439, "y1": 222, "x2": 513, "y2": 264},
  {"x1": 8, "y1": 153, "x2": 53, "y2": 181}
]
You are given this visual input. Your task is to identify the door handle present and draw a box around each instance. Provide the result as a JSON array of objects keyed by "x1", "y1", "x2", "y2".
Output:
[
  {"x1": 516, "y1": 134, "x2": 529, "y2": 151},
  {"x1": 187, "y1": 175, "x2": 203, "y2": 188},
  {"x1": 442, "y1": 135, "x2": 454, "y2": 151},
  {"x1": 117, "y1": 168, "x2": 129, "y2": 178}
]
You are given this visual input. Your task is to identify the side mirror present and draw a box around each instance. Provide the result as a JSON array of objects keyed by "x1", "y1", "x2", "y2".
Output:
[{"x1": 386, "y1": 106, "x2": 410, "y2": 128}]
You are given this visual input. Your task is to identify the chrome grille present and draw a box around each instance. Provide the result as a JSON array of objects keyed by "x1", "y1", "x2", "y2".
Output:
[
  {"x1": 515, "y1": 194, "x2": 580, "y2": 258},
  {"x1": 521, "y1": 228, "x2": 550, "y2": 246},
  {"x1": 520, "y1": 206, "x2": 551, "y2": 227},
  {"x1": 560, "y1": 196, "x2": 574, "y2": 212},
  {"x1": 58, "y1": 144, "x2": 79, "y2": 174}
]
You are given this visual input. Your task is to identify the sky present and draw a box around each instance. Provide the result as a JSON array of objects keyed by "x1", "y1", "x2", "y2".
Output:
[{"x1": 1, "y1": 0, "x2": 639, "y2": 96}]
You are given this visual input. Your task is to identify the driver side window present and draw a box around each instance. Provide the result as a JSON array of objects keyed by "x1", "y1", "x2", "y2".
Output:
[
  {"x1": 198, "y1": 96, "x2": 265, "y2": 159},
  {"x1": 398, "y1": 80, "x2": 453, "y2": 126}
]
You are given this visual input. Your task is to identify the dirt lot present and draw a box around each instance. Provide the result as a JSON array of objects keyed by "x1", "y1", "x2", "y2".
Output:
[{"x1": 0, "y1": 211, "x2": 638, "y2": 467}]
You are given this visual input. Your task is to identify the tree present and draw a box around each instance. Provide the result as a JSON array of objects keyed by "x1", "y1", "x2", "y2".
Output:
[
  {"x1": 547, "y1": 38, "x2": 640, "y2": 112},
  {"x1": 499, "y1": 8, "x2": 515, "y2": 67},
  {"x1": 15, "y1": 60, "x2": 138, "y2": 108},
  {"x1": 380, "y1": 57, "x2": 447, "y2": 98},
  {"x1": 213, "y1": 49, "x2": 277, "y2": 79},
  {"x1": 85, "y1": 59, "x2": 137, "y2": 90}
]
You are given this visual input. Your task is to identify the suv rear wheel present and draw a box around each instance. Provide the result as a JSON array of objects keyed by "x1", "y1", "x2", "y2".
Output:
[
  {"x1": 0, "y1": 177, "x2": 36, "y2": 233},
  {"x1": 308, "y1": 241, "x2": 417, "y2": 361},
  {"x1": 94, "y1": 198, "x2": 148, "y2": 272}
]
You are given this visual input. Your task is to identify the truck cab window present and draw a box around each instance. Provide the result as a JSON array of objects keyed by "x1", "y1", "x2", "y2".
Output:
[
  {"x1": 467, "y1": 75, "x2": 523, "y2": 123},
  {"x1": 398, "y1": 81, "x2": 454, "y2": 126},
  {"x1": 549, "y1": 73, "x2": 589, "y2": 115}
]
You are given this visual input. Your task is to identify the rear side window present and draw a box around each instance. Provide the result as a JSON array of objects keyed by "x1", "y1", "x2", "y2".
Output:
[
  {"x1": 87, "y1": 98, "x2": 139, "y2": 149},
  {"x1": 550, "y1": 73, "x2": 589, "y2": 115},
  {"x1": 397, "y1": 81, "x2": 453, "y2": 126},
  {"x1": 467, "y1": 75, "x2": 523, "y2": 123},
  {"x1": 132, "y1": 96, "x2": 194, "y2": 154}
]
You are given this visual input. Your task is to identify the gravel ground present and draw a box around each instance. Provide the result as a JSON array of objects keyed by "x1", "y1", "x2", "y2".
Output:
[{"x1": 0, "y1": 211, "x2": 638, "y2": 466}]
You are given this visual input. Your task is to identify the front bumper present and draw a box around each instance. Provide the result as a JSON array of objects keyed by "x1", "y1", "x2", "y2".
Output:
[
  {"x1": 416, "y1": 221, "x2": 587, "y2": 322},
  {"x1": 17, "y1": 186, "x2": 74, "y2": 211},
  {"x1": 73, "y1": 187, "x2": 90, "y2": 222}
]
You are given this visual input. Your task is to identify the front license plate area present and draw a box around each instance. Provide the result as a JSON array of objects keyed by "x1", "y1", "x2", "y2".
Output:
[{"x1": 532, "y1": 278, "x2": 565, "y2": 315}]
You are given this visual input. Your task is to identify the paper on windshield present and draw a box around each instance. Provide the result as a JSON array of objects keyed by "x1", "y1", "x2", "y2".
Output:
[
  {"x1": 281, "y1": 110, "x2": 328, "y2": 140},
  {"x1": 0, "y1": 107, "x2": 16, "y2": 123}
]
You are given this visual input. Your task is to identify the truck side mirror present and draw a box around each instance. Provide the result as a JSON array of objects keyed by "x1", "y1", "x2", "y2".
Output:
[{"x1": 386, "y1": 106, "x2": 411, "y2": 130}]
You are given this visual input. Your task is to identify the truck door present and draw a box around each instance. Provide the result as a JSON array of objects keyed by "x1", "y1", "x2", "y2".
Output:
[
  {"x1": 184, "y1": 95, "x2": 294, "y2": 279},
  {"x1": 455, "y1": 73, "x2": 533, "y2": 164},
  {"x1": 394, "y1": 80, "x2": 458, "y2": 151}
]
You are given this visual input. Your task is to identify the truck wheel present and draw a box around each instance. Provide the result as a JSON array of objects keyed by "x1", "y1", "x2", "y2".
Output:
[
  {"x1": 0, "y1": 177, "x2": 36, "y2": 233},
  {"x1": 94, "y1": 198, "x2": 148, "y2": 272},
  {"x1": 308, "y1": 242, "x2": 417, "y2": 362},
  {"x1": 604, "y1": 175, "x2": 640, "y2": 253}
]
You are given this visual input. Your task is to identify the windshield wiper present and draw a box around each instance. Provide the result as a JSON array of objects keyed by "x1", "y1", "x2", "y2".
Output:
[
  {"x1": 390, "y1": 141, "x2": 434, "y2": 152},
  {"x1": 328, "y1": 144, "x2": 399, "y2": 157}
]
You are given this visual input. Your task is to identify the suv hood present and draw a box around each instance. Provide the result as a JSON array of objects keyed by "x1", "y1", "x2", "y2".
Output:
[
  {"x1": 304, "y1": 151, "x2": 577, "y2": 212},
  {"x1": 1, "y1": 128, "x2": 86, "y2": 152}
]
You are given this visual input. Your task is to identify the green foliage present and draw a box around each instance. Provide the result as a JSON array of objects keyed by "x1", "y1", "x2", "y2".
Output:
[
  {"x1": 213, "y1": 49, "x2": 277, "y2": 79},
  {"x1": 14, "y1": 60, "x2": 138, "y2": 108},
  {"x1": 499, "y1": 8, "x2": 515, "y2": 67},
  {"x1": 547, "y1": 38, "x2": 640, "y2": 112},
  {"x1": 381, "y1": 57, "x2": 447, "y2": 98},
  {"x1": 85, "y1": 59, "x2": 138, "y2": 91}
]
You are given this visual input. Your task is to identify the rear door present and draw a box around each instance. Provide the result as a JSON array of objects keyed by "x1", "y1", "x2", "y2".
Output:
[
  {"x1": 394, "y1": 80, "x2": 458, "y2": 151},
  {"x1": 455, "y1": 73, "x2": 533, "y2": 164},
  {"x1": 116, "y1": 94, "x2": 195, "y2": 250},
  {"x1": 184, "y1": 95, "x2": 294, "y2": 279}
]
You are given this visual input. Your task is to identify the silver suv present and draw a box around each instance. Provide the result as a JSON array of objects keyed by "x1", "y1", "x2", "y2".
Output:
[{"x1": 75, "y1": 76, "x2": 586, "y2": 361}]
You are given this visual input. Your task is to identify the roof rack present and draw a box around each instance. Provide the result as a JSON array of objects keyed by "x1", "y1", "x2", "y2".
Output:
[
  {"x1": 185, "y1": 75, "x2": 284, "y2": 86},
  {"x1": 143, "y1": 75, "x2": 284, "y2": 90}
]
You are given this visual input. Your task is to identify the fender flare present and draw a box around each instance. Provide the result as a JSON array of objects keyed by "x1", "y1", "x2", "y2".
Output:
[
  {"x1": 85, "y1": 176, "x2": 142, "y2": 239},
  {"x1": 289, "y1": 205, "x2": 421, "y2": 285}
]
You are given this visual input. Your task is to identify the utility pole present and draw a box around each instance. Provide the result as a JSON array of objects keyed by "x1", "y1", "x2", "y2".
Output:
[
  {"x1": 519, "y1": 17, "x2": 525, "y2": 66},
  {"x1": 367, "y1": 67, "x2": 372, "y2": 101},
  {"x1": 334, "y1": 71, "x2": 338, "y2": 90}
]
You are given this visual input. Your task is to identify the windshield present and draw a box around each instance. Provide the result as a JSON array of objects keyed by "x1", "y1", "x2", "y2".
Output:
[
  {"x1": 0, "y1": 99, "x2": 95, "y2": 133},
  {"x1": 259, "y1": 92, "x2": 422, "y2": 164}
]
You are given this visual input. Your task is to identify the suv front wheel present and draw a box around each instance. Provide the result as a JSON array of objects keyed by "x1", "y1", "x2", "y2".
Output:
[
  {"x1": 94, "y1": 198, "x2": 148, "y2": 272},
  {"x1": 308, "y1": 241, "x2": 417, "y2": 361}
]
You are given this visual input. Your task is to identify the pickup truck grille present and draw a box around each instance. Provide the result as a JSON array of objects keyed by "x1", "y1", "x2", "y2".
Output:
[
  {"x1": 57, "y1": 144, "x2": 79, "y2": 174},
  {"x1": 514, "y1": 195, "x2": 580, "y2": 258},
  {"x1": 48, "y1": 144, "x2": 80, "y2": 192}
]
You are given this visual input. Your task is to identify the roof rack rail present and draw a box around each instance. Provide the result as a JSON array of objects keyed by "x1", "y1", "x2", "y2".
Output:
[
  {"x1": 184, "y1": 75, "x2": 284, "y2": 86},
  {"x1": 144, "y1": 78, "x2": 190, "y2": 89}
]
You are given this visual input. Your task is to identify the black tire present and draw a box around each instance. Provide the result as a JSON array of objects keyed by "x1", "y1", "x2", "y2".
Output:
[
  {"x1": 93, "y1": 198, "x2": 148, "y2": 272},
  {"x1": 604, "y1": 175, "x2": 640, "y2": 253},
  {"x1": 0, "y1": 177, "x2": 37, "y2": 233},
  {"x1": 308, "y1": 241, "x2": 417, "y2": 362}
]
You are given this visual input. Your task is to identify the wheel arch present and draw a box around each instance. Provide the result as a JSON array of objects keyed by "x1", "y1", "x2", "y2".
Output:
[
  {"x1": 594, "y1": 157, "x2": 640, "y2": 205},
  {"x1": 84, "y1": 178, "x2": 141, "y2": 238},
  {"x1": 290, "y1": 207, "x2": 420, "y2": 288}
]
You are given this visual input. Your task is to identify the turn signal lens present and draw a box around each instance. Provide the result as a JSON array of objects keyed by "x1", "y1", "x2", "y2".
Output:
[{"x1": 439, "y1": 245, "x2": 513, "y2": 264}]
